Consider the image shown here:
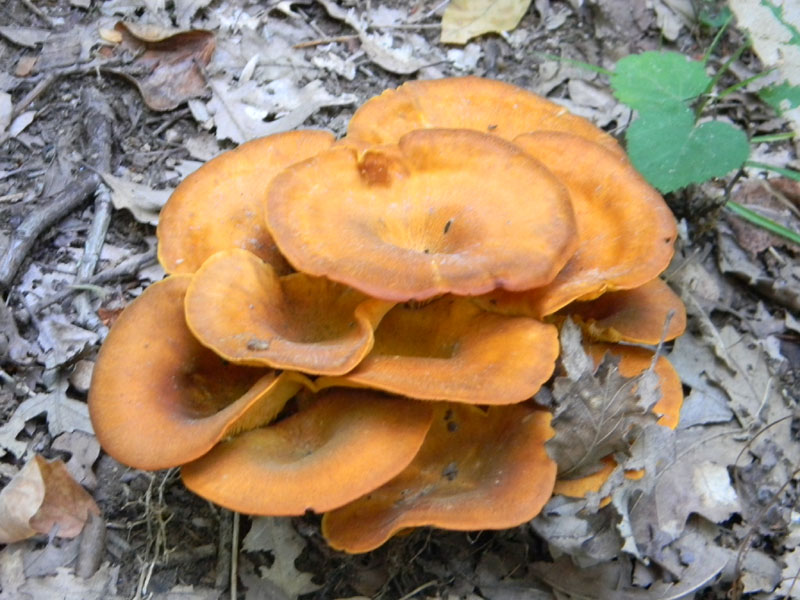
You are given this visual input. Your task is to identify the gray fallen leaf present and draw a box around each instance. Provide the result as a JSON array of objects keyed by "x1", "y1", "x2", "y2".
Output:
[
  {"x1": 0, "y1": 26, "x2": 51, "y2": 48},
  {"x1": 100, "y1": 173, "x2": 172, "y2": 226},
  {"x1": 0, "y1": 379, "x2": 94, "y2": 459},
  {"x1": 36, "y1": 314, "x2": 98, "y2": 370},
  {"x1": 317, "y1": 0, "x2": 425, "y2": 74},
  {"x1": 241, "y1": 517, "x2": 320, "y2": 599}
]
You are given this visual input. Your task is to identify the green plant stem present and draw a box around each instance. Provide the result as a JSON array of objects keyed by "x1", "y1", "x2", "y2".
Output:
[
  {"x1": 725, "y1": 201, "x2": 800, "y2": 246},
  {"x1": 703, "y1": 13, "x2": 734, "y2": 64},
  {"x1": 750, "y1": 132, "x2": 796, "y2": 143},
  {"x1": 531, "y1": 51, "x2": 614, "y2": 76},
  {"x1": 746, "y1": 161, "x2": 800, "y2": 182},
  {"x1": 697, "y1": 42, "x2": 751, "y2": 116}
]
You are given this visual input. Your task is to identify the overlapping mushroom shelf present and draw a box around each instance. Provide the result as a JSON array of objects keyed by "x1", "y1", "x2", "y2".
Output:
[{"x1": 89, "y1": 77, "x2": 687, "y2": 553}]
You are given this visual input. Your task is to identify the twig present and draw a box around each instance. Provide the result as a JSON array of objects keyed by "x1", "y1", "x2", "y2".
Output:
[
  {"x1": 293, "y1": 34, "x2": 359, "y2": 49},
  {"x1": 30, "y1": 247, "x2": 158, "y2": 313},
  {"x1": 20, "y1": 0, "x2": 55, "y2": 28},
  {"x1": 231, "y1": 512, "x2": 240, "y2": 600},
  {"x1": 0, "y1": 170, "x2": 100, "y2": 290},
  {"x1": 12, "y1": 73, "x2": 57, "y2": 118},
  {"x1": 73, "y1": 88, "x2": 114, "y2": 329},
  {"x1": 215, "y1": 509, "x2": 233, "y2": 590}
]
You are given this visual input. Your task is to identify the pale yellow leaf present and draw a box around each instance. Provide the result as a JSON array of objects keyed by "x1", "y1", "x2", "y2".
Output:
[{"x1": 441, "y1": 0, "x2": 533, "y2": 45}]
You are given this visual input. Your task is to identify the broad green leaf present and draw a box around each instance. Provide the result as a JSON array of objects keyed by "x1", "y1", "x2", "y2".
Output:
[
  {"x1": 611, "y1": 51, "x2": 711, "y2": 112},
  {"x1": 441, "y1": 0, "x2": 532, "y2": 45},
  {"x1": 626, "y1": 107, "x2": 750, "y2": 193},
  {"x1": 759, "y1": 81, "x2": 800, "y2": 113}
]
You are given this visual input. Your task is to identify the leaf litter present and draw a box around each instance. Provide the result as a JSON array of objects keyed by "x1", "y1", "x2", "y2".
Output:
[{"x1": 0, "y1": 0, "x2": 799, "y2": 598}]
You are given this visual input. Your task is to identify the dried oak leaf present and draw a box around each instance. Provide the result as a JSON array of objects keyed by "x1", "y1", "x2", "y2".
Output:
[
  {"x1": 0, "y1": 455, "x2": 99, "y2": 544},
  {"x1": 110, "y1": 22, "x2": 214, "y2": 111},
  {"x1": 545, "y1": 320, "x2": 660, "y2": 479}
]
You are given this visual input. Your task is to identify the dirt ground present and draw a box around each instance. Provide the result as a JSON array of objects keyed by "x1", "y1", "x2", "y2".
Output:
[{"x1": 0, "y1": 0, "x2": 799, "y2": 599}]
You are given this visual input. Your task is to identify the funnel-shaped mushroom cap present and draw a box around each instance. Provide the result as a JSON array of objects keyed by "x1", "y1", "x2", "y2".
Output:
[
  {"x1": 89, "y1": 276, "x2": 312, "y2": 470},
  {"x1": 180, "y1": 390, "x2": 434, "y2": 516},
  {"x1": 316, "y1": 297, "x2": 558, "y2": 404},
  {"x1": 586, "y1": 343, "x2": 683, "y2": 429},
  {"x1": 184, "y1": 249, "x2": 393, "y2": 375},
  {"x1": 346, "y1": 76, "x2": 625, "y2": 158},
  {"x1": 567, "y1": 278, "x2": 686, "y2": 344},
  {"x1": 321, "y1": 404, "x2": 557, "y2": 553},
  {"x1": 476, "y1": 133, "x2": 678, "y2": 318},
  {"x1": 157, "y1": 130, "x2": 335, "y2": 275},
  {"x1": 267, "y1": 129, "x2": 578, "y2": 301}
]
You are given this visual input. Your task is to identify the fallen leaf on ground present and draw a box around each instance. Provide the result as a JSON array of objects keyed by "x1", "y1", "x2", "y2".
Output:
[
  {"x1": 16, "y1": 563, "x2": 119, "y2": 600},
  {"x1": 0, "y1": 455, "x2": 99, "y2": 544},
  {"x1": 100, "y1": 173, "x2": 172, "y2": 225},
  {"x1": 241, "y1": 517, "x2": 320, "y2": 599},
  {"x1": 546, "y1": 320, "x2": 660, "y2": 479},
  {"x1": 0, "y1": 378, "x2": 94, "y2": 459},
  {"x1": 317, "y1": 0, "x2": 425, "y2": 74},
  {"x1": 36, "y1": 313, "x2": 98, "y2": 370},
  {"x1": 441, "y1": 0, "x2": 532, "y2": 44},
  {"x1": 0, "y1": 26, "x2": 50, "y2": 48},
  {"x1": 206, "y1": 78, "x2": 355, "y2": 144},
  {"x1": 108, "y1": 22, "x2": 215, "y2": 111}
]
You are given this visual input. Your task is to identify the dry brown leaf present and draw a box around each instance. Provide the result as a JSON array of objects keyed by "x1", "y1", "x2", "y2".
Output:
[
  {"x1": 108, "y1": 22, "x2": 215, "y2": 111},
  {"x1": 441, "y1": 0, "x2": 532, "y2": 44},
  {"x1": 0, "y1": 455, "x2": 99, "y2": 544},
  {"x1": 546, "y1": 320, "x2": 660, "y2": 479}
]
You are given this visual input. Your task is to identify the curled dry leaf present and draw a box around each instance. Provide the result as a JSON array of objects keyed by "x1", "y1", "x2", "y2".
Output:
[
  {"x1": 546, "y1": 320, "x2": 660, "y2": 479},
  {"x1": 109, "y1": 22, "x2": 215, "y2": 111},
  {"x1": 0, "y1": 455, "x2": 99, "y2": 544}
]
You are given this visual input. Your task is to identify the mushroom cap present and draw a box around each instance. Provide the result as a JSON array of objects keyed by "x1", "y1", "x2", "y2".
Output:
[
  {"x1": 321, "y1": 404, "x2": 557, "y2": 553},
  {"x1": 316, "y1": 296, "x2": 559, "y2": 404},
  {"x1": 184, "y1": 249, "x2": 393, "y2": 375},
  {"x1": 475, "y1": 133, "x2": 678, "y2": 318},
  {"x1": 180, "y1": 389, "x2": 434, "y2": 516},
  {"x1": 157, "y1": 130, "x2": 335, "y2": 275},
  {"x1": 585, "y1": 343, "x2": 683, "y2": 430},
  {"x1": 88, "y1": 276, "x2": 310, "y2": 470},
  {"x1": 346, "y1": 76, "x2": 625, "y2": 158},
  {"x1": 567, "y1": 278, "x2": 687, "y2": 344},
  {"x1": 266, "y1": 128, "x2": 578, "y2": 301}
]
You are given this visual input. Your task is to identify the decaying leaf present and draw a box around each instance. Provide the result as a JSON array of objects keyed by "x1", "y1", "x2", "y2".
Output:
[
  {"x1": 36, "y1": 313, "x2": 98, "y2": 370},
  {"x1": 16, "y1": 563, "x2": 119, "y2": 600},
  {"x1": 441, "y1": 0, "x2": 533, "y2": 44},
  {"x1": 317, "y1": 0, "x2": 425, "y2": 74},
  {"x1": 100, "y1": 173, "x2": 172, "y2": 225},
  {"x1": 240, "y1": 517, "x2": 320, "y2": 599},
  {"x1": 0, "y1": 455, "x2": 99, "y2": 544},
  {"x1": 107, "y1": 22, "x2": 215, "y2": 111},
  {"x1": 206, "y1": 78, "x2": 355, "y2": 144},
  {"x1": 0, "y1": 378, "x2": 94, "y2": 459},
  {"x1": 546, "y1": 320, "x2": 660, "y2": 479}
]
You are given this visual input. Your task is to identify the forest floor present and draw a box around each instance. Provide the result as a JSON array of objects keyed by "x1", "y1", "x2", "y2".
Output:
[{"x1": 0, "y1": 0, "x2": 799, "y2": 599}]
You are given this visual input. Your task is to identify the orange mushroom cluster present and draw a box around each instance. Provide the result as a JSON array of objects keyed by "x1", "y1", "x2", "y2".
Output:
[{"x1": 88, "y1": 77, "x2": 686, "y2": 553}]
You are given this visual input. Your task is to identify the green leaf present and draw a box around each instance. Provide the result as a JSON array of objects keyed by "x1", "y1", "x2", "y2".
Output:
[
  {"x1": 758, "y1": 82, "x2": 800, "y2": 113},
  {"x1": 611, "y1": 51, "x2": 711, "y2": 112},
  {"x1": 626, "y1": 107, "x2": 750, "y2": 193}
]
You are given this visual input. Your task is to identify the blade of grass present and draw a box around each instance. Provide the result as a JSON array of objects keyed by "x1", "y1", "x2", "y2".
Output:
[
  {"x1": 746, "y1": 161, "x2": 800, "y2": 182},
  {"x1": 703, "y1": 13, "x2": 734, "y2": 64},
  {"x1": 725, "y1": 200, "x2": 800, "y2": 246},
  {"x1": 750, "y1": 132, "x2": 796, "y2": 143}
]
